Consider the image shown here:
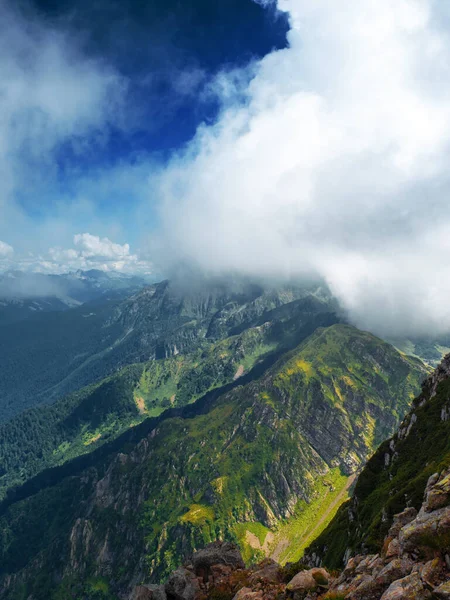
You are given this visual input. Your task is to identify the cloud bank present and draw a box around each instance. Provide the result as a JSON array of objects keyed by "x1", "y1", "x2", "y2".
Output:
[
  {"x1": 0, "y1": 234, "x2": 150, "y2": 275},
  {"x1": 153, "y1": 0, "x2": 450, "y2": 337}
]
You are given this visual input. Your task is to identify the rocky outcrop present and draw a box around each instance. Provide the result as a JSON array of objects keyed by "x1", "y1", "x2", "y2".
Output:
[{"x1": 131, "y1": 468, "x2": 450, "y2": 600}]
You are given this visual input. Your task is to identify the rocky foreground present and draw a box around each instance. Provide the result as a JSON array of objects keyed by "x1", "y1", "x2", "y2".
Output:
[{"x1": 132, "y1": 466, "x2": 450, "y2": 600}]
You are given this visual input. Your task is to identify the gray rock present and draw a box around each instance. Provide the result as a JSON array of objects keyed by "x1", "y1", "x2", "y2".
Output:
[
  {"x1": 165, "y1": 568, "x2": 199, "y2": 600},
  {"x1": 192, "y1": 541, "x2": 244, "y2": 581}
]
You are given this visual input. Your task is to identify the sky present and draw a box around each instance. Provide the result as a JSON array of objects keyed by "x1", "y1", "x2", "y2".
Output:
[{"x1": 3, "y1": 0, "x2": 450, "y2": 336}]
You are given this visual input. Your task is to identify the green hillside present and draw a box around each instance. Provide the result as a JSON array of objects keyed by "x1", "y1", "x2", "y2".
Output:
[
  {"x1": 0, "y1": 324, "x2": 428, "y2": 600},
  {"x1": 306, "y1": 353, "x2": 450, "y2": 568},
  {"x1": 0, "y1": 322, "x2": 279, "y2": 500}
]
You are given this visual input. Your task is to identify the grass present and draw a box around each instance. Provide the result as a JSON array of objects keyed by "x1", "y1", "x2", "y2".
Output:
[
  {"x1": 179, "y1": 504, "x2": 215, "y2": 526},
  {"x1": 234, "y1": 522, "x2": 271, "y2": 563},
  {"x1": 270, "y1": 468, "x2": 351, "y2": 564}
]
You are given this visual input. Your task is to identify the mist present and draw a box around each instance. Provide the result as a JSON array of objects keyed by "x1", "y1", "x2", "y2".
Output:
[{"x1": 150, "y1": 0, "x2": 450, "y2": 338}]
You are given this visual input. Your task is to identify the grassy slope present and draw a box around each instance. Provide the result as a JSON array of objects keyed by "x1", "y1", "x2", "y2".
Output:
[{"x1": 307, "y1": 366, "x2": 450, "y2": 568}]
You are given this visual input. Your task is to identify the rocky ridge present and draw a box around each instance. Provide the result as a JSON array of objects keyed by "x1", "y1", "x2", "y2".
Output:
[{"x1": 134, "y1": 467, "x2": 450, "y2": 600}]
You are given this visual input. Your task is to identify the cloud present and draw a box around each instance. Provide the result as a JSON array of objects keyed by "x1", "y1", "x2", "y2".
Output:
[
  {"x1": 45, "y1": 234, "x2": 151, "y2": 274},
  {"x1": 150, "y1": 0, "x2": 450, "y2": 337},
  {"x1": 0, "y1": 241, "x2": 14, "y2": 257},
  {"x1": 0, "y1": 0, "x2": 128, "y2": 258}
]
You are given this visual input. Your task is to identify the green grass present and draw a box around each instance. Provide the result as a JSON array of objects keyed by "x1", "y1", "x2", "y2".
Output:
[
  {"x1": 271, "y1": 468, "x2": 351, "y2": 564},
  {"x1": 233, "y1": 522, "x2": 271, "y2": 563},
  {"x1": 179, "y1": 504, "x2": 215, "y2": 526}
]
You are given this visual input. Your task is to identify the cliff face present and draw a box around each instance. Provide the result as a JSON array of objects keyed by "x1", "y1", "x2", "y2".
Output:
[
  {"x1": 0, "y1": 325, "x2": 427, "y2": 599},
  {"x1": 306, "y1": 353, "x2": 450, "y2": 569}
]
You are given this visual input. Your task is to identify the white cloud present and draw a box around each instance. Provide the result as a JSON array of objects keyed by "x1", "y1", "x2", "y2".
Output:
[
  {"x1": 0, "y1": 234, "x2": 151, "y2": 276},
  {"x1": 44, "y1": 234, "x2": 151, "y2": 274},
  {"x1": 73, "y1": 233, "x2": 132, "y2": 261},
  {"x1": 0, "y1": 241, "x2": 13, "y2": 257},
  {"x1": 151, "y1": 0, "x2": 450, "y2": 337}
]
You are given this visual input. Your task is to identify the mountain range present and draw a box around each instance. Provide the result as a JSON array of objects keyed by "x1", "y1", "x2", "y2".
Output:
[{"x1": 0, "y1": 275, "x2": 449, "y2": 600}]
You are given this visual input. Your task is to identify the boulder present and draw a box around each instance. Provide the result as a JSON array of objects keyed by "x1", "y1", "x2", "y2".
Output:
[
  {"x1": 192, "y1": 542, "x2": 244, "y2": 582},
  {"x1": 310, "y1": 567, "x2": 330, "y2": 587},
  {"x1": 354, "y1": 554, "x2": 382, "y2": 575},
  {"x1": 376, "y1": 558, "x2": 413, "y2": 585},
  {"x1": 433, "y1": 580, "x2": 450, "y2": 599},
  {"x1": 419, "y1": 557, "x2": 445, "y2": 587},
  {"x1": 385, "y1": 538, "x2": 400, "y2": 560},
  {"x1": 347, "y1": 577, "x2": 386, "y2": 600},
  {"x1": 248, "y1": 559, "x2": 282, "y2": 584},
  {"x1": 424, "y1": 471, "x2": 450, "y2": 513},
  {"x1": 286, "y1": 570, "x2": 317, "y2": 598},
  {"x1": 165, "y1": 567, "x2": 199, "y2": 600},
  {"x1": 232, "y1": 588, "x2": 264, "y2": 600},
  {"x1": 132, "y1": 586, "x2": 167, "y2": 600},
  {"x1": 380, "y1": 572, "x2": 432, "y2": 600},
  {"x1": 399, "y1": 506, "x2": 450, "y2": 556},
  {"x1": 388, "y1": 508, "x2": 418, "y2": 538}
]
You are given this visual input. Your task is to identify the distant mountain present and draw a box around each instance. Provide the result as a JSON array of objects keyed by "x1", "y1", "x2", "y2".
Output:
[
  {"x1": 0, "y1": 324, "x2": 428, "y2": 599},
  {"x1": 0, "y1": 269, "x2": 148, "y2": 326},
  {"x1": 0, "y1": 278, "x2": 335, "y2": 422}
]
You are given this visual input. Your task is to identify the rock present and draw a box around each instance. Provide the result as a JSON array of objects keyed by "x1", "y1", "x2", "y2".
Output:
[
  {"x1": 232, "y1": 588, "x2": 263, "y2": 600},
  {"x1": 192, "y1": 541, "x2": 245, "y2": 582},
  {"x1": 399, "y1": 505, "x2": 450, "y2": 556},
  {"x1": 165, "y1": 568, "x2": 199, "y2": 600},
  {"x1": 354, "y1": 554, "x2": 382, "y2": 575},
  {"x1": 286, "y1": 570, "x2": 317, "y2": 598},
  {"x1": 433, "y1": 580, "x2": 450, "y2": 599},
  {"x1": 248, "y1": 559, "x2": 282, "y2": 584},
  {"x1": 376, "y1": 558, "x2": 413, "y2": 585},
  {"x1": 310, "y1": 567, "x2": 330, "y2": 586},
  {"x1": 424, "y1": 471, "x2": 450, "y2": 512},
  {"x1": 380, "y1": 572, "x2": 432, "y2": 599},
  {"x1": 209, "y1": 563, "x2": 233, "y2": 585},
  {"x1": 347, "y1": 577, "x2": 386, "y2": 600},
  {"x1": 385, "y1": 538, "x2": 400, "y2": 560},
  {"x1": 419, "y1": 557, "x2": 444, "y2": 587},
  {"x1": 388, "y1": 508, "x2": 418, "y2": 538},
  {"x1": 132, "y1": 585, "x2": 167, "y2": 600}
]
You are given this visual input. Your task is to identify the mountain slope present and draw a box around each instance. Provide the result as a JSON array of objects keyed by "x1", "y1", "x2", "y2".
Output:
[
  {"x1": 0, "y1": 279, "x2": 333, "y2": 422},
  {"x1": 306, "y1": 352, "x2": 450, "y2": 569},
  {"x1": 0, "y1": 324, "x2": 428, "y2": 600},
  {"x1": 0, "y1": 320, "x2": 286, "y2": 500}
]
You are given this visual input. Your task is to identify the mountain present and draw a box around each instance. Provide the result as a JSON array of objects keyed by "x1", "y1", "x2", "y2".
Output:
[
  {"x1": 0, "y1": 324, "x2": 427, "y2": 600},
  {"x1": 125, "y1": 460, "x2": 450, "y2": 600},
  {"x1": 0, "y1": 278, "x2": 334, "y2": 422},
  {"x1": 305, "y1": 351, "x2": 450, "y2": 570},
  {"x1": 0, "y1": 318, "x2": 303, "y2": 499},
  {"x1": 0, "y1": 269, "x2": 148, "y2": 326}
]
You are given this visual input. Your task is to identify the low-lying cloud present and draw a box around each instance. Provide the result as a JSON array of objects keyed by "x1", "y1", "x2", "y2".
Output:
[{"x1": 152, "y1": 0, "x2": 450, "y2": 337}]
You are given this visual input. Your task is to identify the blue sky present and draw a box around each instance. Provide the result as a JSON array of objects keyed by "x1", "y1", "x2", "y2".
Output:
[{"x1": 0, "y1": 0, "x2": 288, "y2": 276}]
